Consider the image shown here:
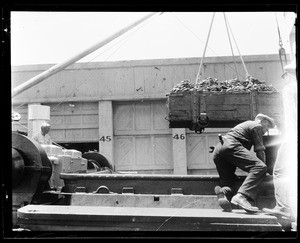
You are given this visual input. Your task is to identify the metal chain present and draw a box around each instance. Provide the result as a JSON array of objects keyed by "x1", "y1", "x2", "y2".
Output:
[
  {"x1": 275, "y1": 13, "x2": 283, "y2": 47},
  {"x1": 275, "y1": 12, "x2": 287, "y2": 72}
]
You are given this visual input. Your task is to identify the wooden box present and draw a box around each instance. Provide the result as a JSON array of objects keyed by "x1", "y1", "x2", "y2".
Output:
[{"x1": 167, "y1": 91, "x2": 283, "y2": 129}]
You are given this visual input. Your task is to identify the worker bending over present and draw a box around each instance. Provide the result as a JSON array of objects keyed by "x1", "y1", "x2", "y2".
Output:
[{"x1": 213, "y1": 113, "x2": 275, "y2": 213}]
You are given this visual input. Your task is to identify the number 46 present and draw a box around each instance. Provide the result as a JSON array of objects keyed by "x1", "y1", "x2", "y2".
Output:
[{"x1": 173, "y1": 134, "x2": 185, "y2": 140}]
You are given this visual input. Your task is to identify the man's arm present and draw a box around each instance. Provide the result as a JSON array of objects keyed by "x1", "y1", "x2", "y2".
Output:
[
  {"x1": 251, "y1": 126, "x2": 266, "y2": 163},
  {"x1": 256, "y1": 150, "x2": 266, "y2": 163}
]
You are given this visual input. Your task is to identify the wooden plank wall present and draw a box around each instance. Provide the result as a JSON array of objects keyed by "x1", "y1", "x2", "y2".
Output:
[
  {"x1": 113, "y1": 101, "x2": 172, "y2": 172},
  {"x1": 45, "y1": 102, "x2": 99, "y2": 142},
  {"x1": 11, "y1": 55, "x2": 286, "y2": 174},
  {"x1": 12, "y1": 54, "x2": 285, "y2": 105}
]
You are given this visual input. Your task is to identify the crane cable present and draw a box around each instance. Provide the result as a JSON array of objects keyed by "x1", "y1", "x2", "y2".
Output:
[
  {"x1": 13, "y1": 12, "x2": 162, "y2": 113},
  {"x1": 225, "y1": 13, "x2": 250, "y2": 78},
  {"x1": 171, "y1": 12, "x2": 246, "y2": 80},
  {"x1": 12, "y1": 13, "x2": 163, "y2": 136},
  {"x1": 223, "y1": 12, "x2": 239, "y2": 80},
  {"x1": 195, "y1": 12, "x2": 215, "y2": 83},
  {"x1": 195, "y1": 13, "x2": 250, "y2": 83},
  {"x1": 50, "y1": 16, "x2": 153, "y2": 113}
]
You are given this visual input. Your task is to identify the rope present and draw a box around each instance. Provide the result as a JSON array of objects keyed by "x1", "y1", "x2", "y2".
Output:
[
  {"x1": 14, "y1": 12, "x2": 160, "y2": 113},
  {"x1": 50, "y1": 15, "x2": 156, "y2": 112},
  {"x1": 170, "y1": 12, "x2": 245, "y2": 80},
  {"x1": 12, "y1": 13, "x2": 162, "y2": 147},
  {"x1": 224, "y1": 13, "x2": 250, "y2": 78},
  {"x1": 223, "y1": 12, "x2": 239, "y2": 79},
  {"x1": 195, "y1": 12, "x2": 215, "y2": 83},
  {"x1": 155, "y1": 198, "x2": 205, "y2": 231}
]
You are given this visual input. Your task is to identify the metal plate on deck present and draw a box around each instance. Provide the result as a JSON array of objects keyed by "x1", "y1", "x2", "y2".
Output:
[{"x1": 61, "y1": 173, "x2": 230, "y2": 195}]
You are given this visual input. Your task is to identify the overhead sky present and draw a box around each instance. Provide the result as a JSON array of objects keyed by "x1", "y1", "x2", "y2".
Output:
[{"x1": 10, "y1": 11, "x2": 292, "y2": 66}]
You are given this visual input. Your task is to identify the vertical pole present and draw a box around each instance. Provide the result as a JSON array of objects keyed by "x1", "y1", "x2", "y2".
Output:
[
  {"x1": 98, "y1": 101, "x2": 114, "y2": 168},
  {"x1": 28, "y1": 104, "x2": 50, "y2": 139},
  {"x1": 172, "y1": 128, "x2": 188, "y2": 174}
]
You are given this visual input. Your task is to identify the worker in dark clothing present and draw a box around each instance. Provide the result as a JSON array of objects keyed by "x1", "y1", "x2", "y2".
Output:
[{"x1": 213, "y1": 113, "x2": 275, "y2": 213}]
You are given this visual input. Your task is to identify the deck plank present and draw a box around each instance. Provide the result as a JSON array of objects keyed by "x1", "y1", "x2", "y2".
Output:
[{"x1": 17, "y1": 205, "x2": 282, "y2": 231}]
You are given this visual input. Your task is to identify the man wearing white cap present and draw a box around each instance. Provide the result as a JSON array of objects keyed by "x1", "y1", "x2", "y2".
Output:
[
  {"x1": 33, "y1": 122, "x2": 52, "y2": 145},
  {"x1": 213, "y1": 113, "x2": 276, "y2": 213}
]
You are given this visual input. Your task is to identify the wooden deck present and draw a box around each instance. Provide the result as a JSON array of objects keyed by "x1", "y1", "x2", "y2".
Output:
[{"x1": 17, "y1": 205, "x2": 282, "y2": 231}]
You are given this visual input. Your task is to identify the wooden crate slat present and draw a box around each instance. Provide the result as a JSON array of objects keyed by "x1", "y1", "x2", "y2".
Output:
[{"x1": 167, "y1": 90, "x2": 283, "y2": 129}]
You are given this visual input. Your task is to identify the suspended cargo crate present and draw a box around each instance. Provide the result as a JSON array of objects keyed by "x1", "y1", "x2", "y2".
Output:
[{"x1": 166, "y1": 90, "x2": 283, "y2": 133}]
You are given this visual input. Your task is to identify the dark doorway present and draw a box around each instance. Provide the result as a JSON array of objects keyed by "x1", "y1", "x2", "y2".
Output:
[{"x1": 57, "y1": 142, "x2": 99, "y2": 154}]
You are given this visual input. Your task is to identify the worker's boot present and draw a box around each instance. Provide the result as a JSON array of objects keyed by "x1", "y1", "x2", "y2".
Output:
[
  {"x1": 262, "y1": 206, "x2": 294, "y2": 221},
  {"x1": 214, "y1": 186, "x2": 232, "y2": 212},
  {"x1": 231, "y1": 193, "x2": 259, "y2": 214}
]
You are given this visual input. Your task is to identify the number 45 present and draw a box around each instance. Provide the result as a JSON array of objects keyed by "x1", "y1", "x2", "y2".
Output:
[{"x1": 99, "y1": 136, "x2": 112, "y2": 142}]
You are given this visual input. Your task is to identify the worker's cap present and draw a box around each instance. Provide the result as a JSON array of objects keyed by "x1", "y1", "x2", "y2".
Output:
[
  {"x1": 41, "y1": 122, "x2": 51, "y2": 128},
  {"x1": 255, "y1": 114, "x2": 276, "y2": 128}
]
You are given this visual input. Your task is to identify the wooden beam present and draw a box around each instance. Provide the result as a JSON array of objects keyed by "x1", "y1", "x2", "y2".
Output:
[
  {"x1": 98, "y1": 101, "x2": 114, "y2": 168},
  {"x1": 172, "y1": 128, "x2": 187, "y2": 175}
]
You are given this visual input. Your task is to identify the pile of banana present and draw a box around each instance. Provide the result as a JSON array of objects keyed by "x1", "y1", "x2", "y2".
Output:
[{"x1": 170, "y1": 77, "x2": 278, "y2": 93}]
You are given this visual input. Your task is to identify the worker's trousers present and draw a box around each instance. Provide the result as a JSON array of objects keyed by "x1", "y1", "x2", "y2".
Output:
[
  {"x1": 212, "y1": 136, "x2": 267, "y2": 201},
  {"x1": 272, "y1": 141, "x2": 295, "y2": 214}
]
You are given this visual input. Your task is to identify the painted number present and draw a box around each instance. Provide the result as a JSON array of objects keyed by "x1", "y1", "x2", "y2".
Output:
[
  {"x1": 99, "y1": 136, "x2": 112, "y2": 142},
  {"x1": 173, "y1": 134, "x2": 185, "y2": 140}
]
